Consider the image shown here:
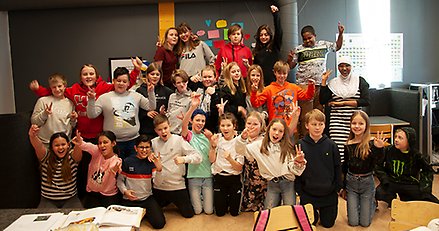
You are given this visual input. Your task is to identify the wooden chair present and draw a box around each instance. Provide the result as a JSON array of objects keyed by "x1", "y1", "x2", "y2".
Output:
[
  {"x1": 389, "y1": 199, "x2": 439, "y2": 231},
  {"x1": 253, "y1": 204, "x2": 316, "y2": 231}
]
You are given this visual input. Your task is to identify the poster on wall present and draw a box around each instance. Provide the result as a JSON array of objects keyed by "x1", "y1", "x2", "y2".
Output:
[
  {"x1": 109, "y1": 57, "x2": 137, "y2": 81},
  {"x1": 336, "y1": 33, "x2": 403, "y2": 88}
]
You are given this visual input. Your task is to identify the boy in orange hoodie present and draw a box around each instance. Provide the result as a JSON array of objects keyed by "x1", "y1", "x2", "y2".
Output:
[{"x1": 250, "y1": 60, "x2": 314, "y2": 126}]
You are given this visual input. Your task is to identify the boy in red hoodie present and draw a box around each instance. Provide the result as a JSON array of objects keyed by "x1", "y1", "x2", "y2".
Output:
[{"x1": 214, "y1": 24, "x2": 252, "y2": 78}]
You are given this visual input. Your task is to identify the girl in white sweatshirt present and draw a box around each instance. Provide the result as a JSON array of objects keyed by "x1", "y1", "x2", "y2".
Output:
[{"x1": 242, "y1": 118, "x2": 306, "y2": 209}]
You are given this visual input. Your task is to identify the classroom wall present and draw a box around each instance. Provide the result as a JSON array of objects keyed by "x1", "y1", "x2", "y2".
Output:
[
  {"x1": 7, "y1": 0, "x2": 439, "y2": 113},
  {"x1": 9, "y1": 1, "x2": 273, "y2": 113}
]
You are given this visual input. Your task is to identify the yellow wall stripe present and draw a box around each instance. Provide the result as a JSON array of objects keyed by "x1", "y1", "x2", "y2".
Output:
[{"x1": 158, "y1": 1, "x2": 175, "y2": 40}]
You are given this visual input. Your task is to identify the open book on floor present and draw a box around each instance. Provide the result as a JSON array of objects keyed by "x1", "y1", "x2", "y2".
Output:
[
  {"x1": 4, "y1": 212, "x2": 66, "y2": 231},
  {"x1": 59, "y1": 205, "x2": 145, "y2": 229}
]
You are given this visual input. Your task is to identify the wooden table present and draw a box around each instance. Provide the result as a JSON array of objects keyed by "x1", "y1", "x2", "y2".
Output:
[{"x1": 370, "y1": 116, "x2": 410, "y2": 143}]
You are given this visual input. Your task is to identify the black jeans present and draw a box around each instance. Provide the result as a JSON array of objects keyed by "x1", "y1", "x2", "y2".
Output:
[
  {"x1": 83, "y1": 191, "x2": 121, "y2": 209},
  {"x1": 213, "y1": 174, "x2": 242, "y2": 216},
  {"x1": 152, "y1": 188, "x2": 194, "y2": 218},
  {"x1": 376, "y1": 182, "x2": 439, "y2": 206},
  {"x1": 122, "y1": 196, "x2": 166, "y2": 229}
]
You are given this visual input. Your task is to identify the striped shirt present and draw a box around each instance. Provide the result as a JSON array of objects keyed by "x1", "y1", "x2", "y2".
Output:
[
  {"x1": 328, "y1": 89, "x2": 361, "y2": 162},
  {"x1": 40, "y1": 150, "x2": 78, "y2": 200}
]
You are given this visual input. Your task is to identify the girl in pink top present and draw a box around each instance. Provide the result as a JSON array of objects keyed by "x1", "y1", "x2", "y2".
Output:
[{"x1": 72, "y1": 130, "x2": 122, "y2": 208}]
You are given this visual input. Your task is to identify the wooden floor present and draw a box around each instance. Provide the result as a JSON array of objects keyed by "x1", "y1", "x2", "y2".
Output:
[{"x1": 140, "y1": 175, "x2": 439, "y2": 230}]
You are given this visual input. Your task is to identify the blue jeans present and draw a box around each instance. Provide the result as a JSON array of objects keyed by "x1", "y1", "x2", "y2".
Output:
[
  {"x1": 188, "y1": 177, "x2": 214, "y2": 215},
  {"x1": 346, "y1": 173, "x2": 376, "y2": 227},
  {"x1": 264, "y1": 178, "x2": 296, "y2": 209}
]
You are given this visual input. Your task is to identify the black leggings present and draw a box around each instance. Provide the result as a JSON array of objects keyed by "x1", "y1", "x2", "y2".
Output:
[
  {"x1": 152, "y1": 188, "x2": 194, "y2": 218},
  {"x1": 122, "y1": 196, "x2": 166, "y2": 229},
  {"x1": 376, "y1": 182, "x2": 439, "y2": 206},
  {"x1": 83, "y1": 191, "x2": 121, "y2": 209},
  {"x1": 213, "y1": 174, "x2": 242, "y2": 216}
]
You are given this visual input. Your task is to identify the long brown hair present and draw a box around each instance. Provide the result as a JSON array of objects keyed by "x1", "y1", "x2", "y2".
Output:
[
  {"x1": 45, "y1": 133, "x2": 73, "y2": 184},
  {"x1": 253, "y1": 24, "x2": 274, "y2": 56},
  {"x1": 176, "y1": 22, "x2": 200, "y2": 56},
  {"x1": 162, "y1": 27, "x2": 178, "y2": 51},
  {"x1": 260, "y1": 119, "x2": 294, "y2": 163},
  {"x1": 223, "y1": 62, "x2": 246, "y2": 95},
  {"x1": 347, "y1": 111, "x2": 371, "y2": 160},
  {"x1": 146, "y1": 62, "x2": 164, "y2": 86}
]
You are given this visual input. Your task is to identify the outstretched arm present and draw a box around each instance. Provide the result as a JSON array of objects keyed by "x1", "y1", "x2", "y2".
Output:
[
  {"x1": 336, "y1": 22, "x2": 345, "y2": 51},
  {"x1": 28, "y1": 124, "x2": 46, "y2": 161},
  {"x1": 181, "y1": 93, "x2": 201, "y2": 138}
]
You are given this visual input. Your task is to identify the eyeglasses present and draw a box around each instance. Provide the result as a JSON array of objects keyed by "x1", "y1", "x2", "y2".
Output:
[{"x1": 137, "y1": 146, "x2": 151, "y2": 150}]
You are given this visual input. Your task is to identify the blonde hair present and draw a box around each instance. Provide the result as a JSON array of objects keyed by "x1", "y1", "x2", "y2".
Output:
[
  {"x1": 48, "y1": 73, "x2": 67, "y2": 86},
  {"x1": 260, "y1": 119, "x2": 294, "y2": 163},
  {"x1": 273, "y1": 60, "x2": 290, "y2": 74},
  {"x1": 304, "y1": 109, "x2": 326, "y2": 124},
  {"x1": 223, "y1": 62, "x2": 246, "y2": 95},
  {"x1": 347, "y1": 111, "x2": 371, "y2": 160},
  {"x1": 246, "y1": 111, "x2": 266, "y2": 135},
  {"x1": 246, "y1": 65, "x2": 264, "y2": 93}
]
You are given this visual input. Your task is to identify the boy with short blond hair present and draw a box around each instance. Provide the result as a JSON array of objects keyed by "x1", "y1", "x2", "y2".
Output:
[
  {"x1": 31, "y1": 73, "x2": 77, "y2": 145},
  {"x1": 151, "y1": 114, "x2": 202, "y2": 218},
  {"x1": 296, "y1": 109, "x2": 342, "y2": 228},
  {"x1": 250, "y1": 60, "x2": 314, "y2": 126}
]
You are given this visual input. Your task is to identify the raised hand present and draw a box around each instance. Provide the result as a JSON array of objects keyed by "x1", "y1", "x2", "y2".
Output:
[
  {"x1": 147, "y1": 111, "x2": 159, "y2": 119},
  {"x1": 132, "y1": 56, "x2": 143, "y2": 71},
  {"x1": 203, "y1": 129, "x2": 213, "y2": 140},
  {"x1": 146, "y1": 79, "x2": 155, "y2": 92},
  {"x1": 270, "y1": 5, "x2": 279, "y2": 13},
  {"x1": 242, "y1": 58, "x2": 250, "y2": 68},
  {"x1": 159, "y1": 105, "x2": 167, "y2": 115},
  {"x1": 86, "y1": 86, "x2": 96, "y2": 100},
  {"x1": 70, "y1": 111, "x2": 78, "y2": 121},
  {"x1": 373, "y1": 131, "x2": 388, "y2": 148},
  {"x1": 290, "y1": 101, "x2": 301, "y2": 119},
  {"x1": 221, "y1": 57, "x2": 228, "y2": 71},
  {"x1": 190, "y1": 92, "x2": 202, "y2": 108},
  {"x1": 111, "y1": 161, "x2": 122, "y2": 174},
  {"x1": 190, "y1": 73, "x2": 202, "y2": 83},
  {"x1": 294, "y1": 144, "x2": 306, "y2": 166},
  {"x1": 176, "y1": 111, "x2": 184, "y2": 121},
  {"x1": 156, "y1": 35, "x2": 162, "y2": 48},
  {"x1": 44, "y1": 102, "x2": 53, "y2": 115},
  {"x1": 206, "y1": 86, "x2": 215, "y2": 95},
  {"x1": 148, "y1": 151, "x2": 161, "y2": 163},
  {"x1": 71, "y1": 130, "x2": 83, "y2": 146},
  {"x1": 238, "y1": 106, "x2": 247, "y2": 119},
  {"x1": 28, "y1": 124, "x2": 40, "y2": 137},
  {"x1": 241, "y1": 128, "x2": 249, "y2": 140},
  {"x1": 29, "y1": 80, "x2": 40, "y2": 91},
  {"x1": 338, "y1": 21, "x2": 345, "y2": 34},
  {"x1": 210, "y1": 133, "x2": 220, "y2": 148},
  {"x1": 216, "y1": 98, "x2": 228, "y2": 116}
]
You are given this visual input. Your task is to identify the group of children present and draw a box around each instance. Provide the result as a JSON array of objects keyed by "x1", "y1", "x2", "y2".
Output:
[{"x1": 26, "y1": 4, "x2": 438, "y2": 229}]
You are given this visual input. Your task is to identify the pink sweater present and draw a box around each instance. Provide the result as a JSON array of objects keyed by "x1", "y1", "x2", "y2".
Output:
[{"x1": 79, "y1": 142, "x2": 122, "y2": 196}]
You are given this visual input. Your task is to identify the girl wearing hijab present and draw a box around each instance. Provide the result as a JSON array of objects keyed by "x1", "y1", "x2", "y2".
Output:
[{"x1": 319, "y1": 56, "x2": 370, "y2": 161}]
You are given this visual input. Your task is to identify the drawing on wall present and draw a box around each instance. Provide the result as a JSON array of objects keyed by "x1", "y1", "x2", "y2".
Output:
[{"x1": 194, "y1": 18, "x2": 252, "y2": 49}]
